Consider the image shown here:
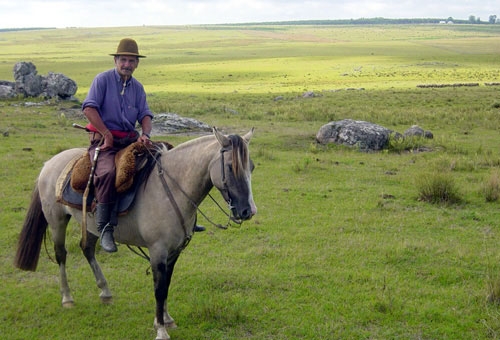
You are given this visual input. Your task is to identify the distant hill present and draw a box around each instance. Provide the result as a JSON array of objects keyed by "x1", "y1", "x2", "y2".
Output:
[
  {"x1": 2, "y1": 17, "x2": 492, "y2": 31},
  {"x1": 0, "y1": 27, "x2": 56, "y2": 32},
  {"x1": 217, "y1": 18, "x2": 479, "y2": 26}
]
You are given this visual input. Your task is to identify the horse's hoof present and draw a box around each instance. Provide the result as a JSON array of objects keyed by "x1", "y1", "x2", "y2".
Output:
[
  {"x1": 166, "y1": 320, "x2": 177, "y2": 329},
  {"x1": 62, "y1": 301, "x2": 75, "y2": 308},
  {"x1": 100, "y1": 296, "x2": 113, "y2": 304},
  {"x1": 155, "y1": 327, "x2": 170, "y2": 340}
]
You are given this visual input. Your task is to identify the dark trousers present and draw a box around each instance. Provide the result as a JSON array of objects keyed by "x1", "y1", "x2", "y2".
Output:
[
  {"x1": 88, "y1": 140, "x2": 119, "y2": 204},
  {"x1": 88, "y1": 130, "x2": 138, "y2": 204}
]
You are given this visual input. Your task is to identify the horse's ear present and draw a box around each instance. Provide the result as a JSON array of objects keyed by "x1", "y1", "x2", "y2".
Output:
[
  {"x1": 243, "y1": 127, "x2": 254, "y2": 143},
  {"x1": 213, "y1": 127, "x2": 231, "y2": 147}
]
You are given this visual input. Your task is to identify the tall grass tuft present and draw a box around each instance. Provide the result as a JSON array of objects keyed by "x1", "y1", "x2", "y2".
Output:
[
  {"x1": 487, "y1": 277, "x2": 500, "y2": 304},
  {"x1": 483, "y1": 169, "x2": 500, "y2": 202},
  {"x1": 415, "y1": 171, "x2": 462, "y2": 204},
  {"x1": 387, "y1": 134, "x2": 429, "y2": 153}
]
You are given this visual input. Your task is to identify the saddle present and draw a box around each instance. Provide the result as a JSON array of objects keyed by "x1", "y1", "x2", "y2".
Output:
[{"x1": 56, "y1": 141, "x2": 173, "y2": 213}]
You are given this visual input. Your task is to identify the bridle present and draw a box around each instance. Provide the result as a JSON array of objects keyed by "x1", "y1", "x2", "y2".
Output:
[
  {"x1": 153, "y1": 144, "x2": 241, "y2": 233},
  {"x1": 218, "y1": 145, "x2": 234, "y2": 212}
]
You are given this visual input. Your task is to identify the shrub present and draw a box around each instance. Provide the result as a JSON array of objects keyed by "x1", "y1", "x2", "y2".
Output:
[{"x1": 415, "y1": 171, "x2": 462, "y2": 204}]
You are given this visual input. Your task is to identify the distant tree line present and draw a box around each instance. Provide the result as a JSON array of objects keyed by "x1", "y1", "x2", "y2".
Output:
[
  {"x1": 236, "y1": 17, "x2": 499, "y2": 26},
  {"x1": 2, "y1": 17, "x2": 499, "y2": 32},
  {"x1": 0, "y1": 27, "x2": 55, "y2": 32}
]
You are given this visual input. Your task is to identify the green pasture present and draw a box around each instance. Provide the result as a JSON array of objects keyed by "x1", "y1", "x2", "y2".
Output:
[
  {"x1": 1, "y1": 24, "x2": 500, "y2": 94},
  {"x1": 2, "y1": 24, "x2": 500, "y2": 339}
]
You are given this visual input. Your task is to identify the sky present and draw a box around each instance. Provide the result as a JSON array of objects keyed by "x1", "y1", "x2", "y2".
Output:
[{"x1": 0, "y1": 0, "x2": 498, "y2": 29}]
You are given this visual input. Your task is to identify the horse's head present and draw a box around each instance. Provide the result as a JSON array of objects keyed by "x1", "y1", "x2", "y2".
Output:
[{"x1": 211, "y1": 127, "x2": 257, "y2": 221}]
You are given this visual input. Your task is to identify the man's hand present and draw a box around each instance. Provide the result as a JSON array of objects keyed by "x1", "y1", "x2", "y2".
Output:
[
  {"x1": 83, "y1": 106, "x2": 114, "y2": 150},
  {"x1": 138, "y1": 134, "x2": 152, "y2": 146},
  {"x1": 101, "y1": 130, "x2": 114, "y2": 150}
]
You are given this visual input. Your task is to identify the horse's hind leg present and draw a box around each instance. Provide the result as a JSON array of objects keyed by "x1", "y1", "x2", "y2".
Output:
[
  {"x1": 55, "y1": 245, "x2": 74, "y2": 307},
  {"x1": 81, "y1": 230, "x2": 113, "y2": 303}
]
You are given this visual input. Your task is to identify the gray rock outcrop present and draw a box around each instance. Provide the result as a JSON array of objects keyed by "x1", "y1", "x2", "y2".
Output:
[
  {"x1": 316, "y1": 119, "x2": 394, "y2": 151},
  {"x1": 0, "y1": 84, "x2": 16, "y2": 98},
  {"x1": 317, "y1": 120, "x2": 434, "y2": 151},
  {"x1": 0, "y1": 62, "x2": 77, "y2": 99},
  {"x1": 150, "y1": 113, "x2": 211, "y2": 135},
  {"x1": 403, "y1": 125, "x2": 433, "y2": 139}
]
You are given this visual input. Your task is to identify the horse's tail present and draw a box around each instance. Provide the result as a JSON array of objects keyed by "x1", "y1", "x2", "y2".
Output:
[{"x1": 14, "y1": 182, "x2": 48, "y2": 271}]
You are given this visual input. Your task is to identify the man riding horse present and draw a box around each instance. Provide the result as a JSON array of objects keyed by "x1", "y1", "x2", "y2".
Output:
[{"x1": 82, "y1": 38, "x2": 204, "y2": 252}]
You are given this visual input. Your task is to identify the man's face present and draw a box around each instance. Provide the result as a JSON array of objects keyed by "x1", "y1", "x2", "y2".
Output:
[{"x1": 115, "y1": 55, "x2": 139, "y2": 79}]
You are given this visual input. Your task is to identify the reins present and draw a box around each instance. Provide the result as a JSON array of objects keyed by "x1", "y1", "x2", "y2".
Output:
[
  {"x1": 152, "y1": 146, "x2": 238, "y2": 230},
  {"x1": 127, "y1": 139, "x2": 243, "y2": 264}
]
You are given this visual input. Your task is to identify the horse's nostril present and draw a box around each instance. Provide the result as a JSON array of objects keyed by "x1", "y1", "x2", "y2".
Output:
[{"x1": 240, "y1": 209, "x2": 252, "y2": 220}]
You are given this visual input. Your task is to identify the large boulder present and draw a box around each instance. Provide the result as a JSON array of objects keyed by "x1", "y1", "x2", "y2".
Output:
[
  {"x1": 13, "y1": 62, "x2": 42, "y2": 97},
  {"x1": 0, "y1": 62, "x2": 78, "y2": 100},
  {"x1": 42, "y1": 72, "x2": 78, "y2": 99},
  {"x1": 13, "y1": 61, "x2": 37, "y2": 80},
  {"x1": 316, "y1": 119, "x2": 393, "y2": 151},
  {"x1": 19, "y1": 73, "x2": 44, "y2": 97},
  {"x1": 151, "y1": 113, "x2": 211, "y2": 135}
]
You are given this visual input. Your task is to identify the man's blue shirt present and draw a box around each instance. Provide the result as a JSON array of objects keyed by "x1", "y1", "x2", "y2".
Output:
[{"x1": 82, "y1": 68, "x2": 153, "y2": 132}]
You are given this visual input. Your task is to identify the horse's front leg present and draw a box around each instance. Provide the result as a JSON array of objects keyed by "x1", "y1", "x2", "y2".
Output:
[
  {"x1": 151, "y1": 250, "x2": 180, "y2": 340},
  {"x1": 81, "y1": 230, "x2": 113, "y2": 304}
]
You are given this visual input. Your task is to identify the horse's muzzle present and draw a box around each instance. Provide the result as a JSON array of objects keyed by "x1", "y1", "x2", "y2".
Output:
[{"x1": 231, "y1": 200, "x2": 256, "y2": 221}]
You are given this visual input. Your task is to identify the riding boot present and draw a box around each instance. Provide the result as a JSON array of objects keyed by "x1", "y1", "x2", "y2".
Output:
[
  {"x1": 192, "y1": 217, "x2": 205, "y2": 232},
  {"x1": 194, "y1": 225, "x2": 206, "y2": 232},
  {"x1": 95, "y1": 203, "x2": 118, "y2": 253}
]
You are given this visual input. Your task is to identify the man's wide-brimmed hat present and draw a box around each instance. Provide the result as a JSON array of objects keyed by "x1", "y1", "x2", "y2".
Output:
[{"x1": 110, "y1": 38, "x2": 146, "y2": 58}]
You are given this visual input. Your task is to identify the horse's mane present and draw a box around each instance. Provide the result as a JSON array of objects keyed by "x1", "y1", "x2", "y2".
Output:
[
  {"x1": 227, "y1": 134, "x2": 250, "y2": 179},
  {"x1": 135, "y1": 142, "x2": 169, "y2": 191}
]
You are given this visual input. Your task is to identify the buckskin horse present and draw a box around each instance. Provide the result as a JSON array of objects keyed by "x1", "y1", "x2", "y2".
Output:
[{"x1": 14, "y1": 127, "x2": 256, "y2": 340}]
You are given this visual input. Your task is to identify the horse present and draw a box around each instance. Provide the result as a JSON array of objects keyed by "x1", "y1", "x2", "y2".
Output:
[{"x1": 14, "y1": 127, "x2": 256, "y2": 340}]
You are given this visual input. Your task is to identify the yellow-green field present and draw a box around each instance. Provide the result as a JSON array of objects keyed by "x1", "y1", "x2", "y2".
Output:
[
  {"x1": 2, "y1": 24, "x2": 500, "y2": 340},
  {"x1": 1, "y1": 24, "x2": 499, "y2": 96}
]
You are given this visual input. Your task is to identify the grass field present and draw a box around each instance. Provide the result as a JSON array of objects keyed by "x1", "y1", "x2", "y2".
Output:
[
  {"x1": 1, "y1": 24, "x2": 500, "y2": 95},
  {"x1": 2, "y1": 24, "x2": 500, "y2": 339}
]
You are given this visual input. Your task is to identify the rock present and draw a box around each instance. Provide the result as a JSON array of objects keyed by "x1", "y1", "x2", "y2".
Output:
[
  {"x1": 13, "y1": 61, "x2": 37, "y2": 80},
  {"x1": 403, "y1": 125, "x2": 433, "y2": 139},
  {"x1": 0, "y1": 62, "x2": 77, "y2": 100},
  {"x1": 42, "y1": 72, "x2": 78, "y2": 99},
  {"x1": 302, "y1": 91, "x2": 321, "y2": 98},
  {"x1": 151, "y1": 113, "x2": 211, "y2": 135},
  {"x1": 0, "y1": 80, "x2": 15, "y2": 87},
  {"x1": 19, "y1": 73, "x2": 44, "y2": 97},
  {"x1": 316, "y1": 119, "x2": 393, "y2": 151},
  {"x1": 0, "y1": 84, "x2": 16, "y2": 99}
]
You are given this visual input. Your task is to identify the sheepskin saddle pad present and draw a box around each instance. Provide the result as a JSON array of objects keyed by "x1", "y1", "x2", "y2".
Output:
[
  {"x1": 70, "y1": 141, "x2": 154, "y2": 194},
  {"x1": 56, "y1": 141, "x2": 173, "y2": 211}
]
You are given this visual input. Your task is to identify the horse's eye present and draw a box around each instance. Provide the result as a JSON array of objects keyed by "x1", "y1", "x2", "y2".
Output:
[{"x1": 227, "y1": 164, "x2": 233, "y2": 173}]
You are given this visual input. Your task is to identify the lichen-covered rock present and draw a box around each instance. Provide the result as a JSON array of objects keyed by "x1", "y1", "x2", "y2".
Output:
[{"x1": 316, "y1": 119, "x2": 393, "y2": 151}]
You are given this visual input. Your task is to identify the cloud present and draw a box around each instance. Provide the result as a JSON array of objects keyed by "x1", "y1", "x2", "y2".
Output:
[{"x1": 0, "y1": 0, "x2": 498, "y2": 28}]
